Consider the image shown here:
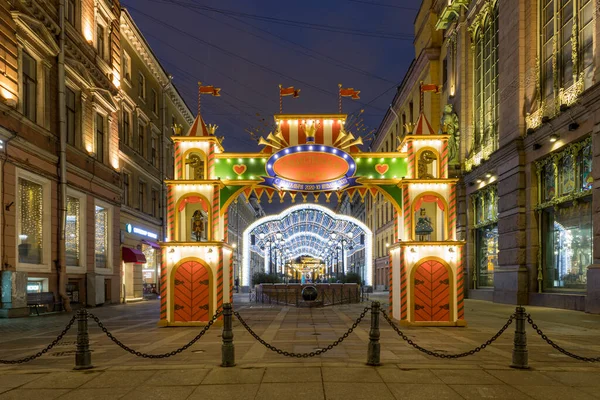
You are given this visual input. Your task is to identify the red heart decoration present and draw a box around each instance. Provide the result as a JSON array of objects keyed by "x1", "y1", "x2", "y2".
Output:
[
  {"x1": 233, "y1": 164, "x2": 247, "y2": 175},
  {"x1": 375, "y1": 164, "x2": 389, "y2": 175}
]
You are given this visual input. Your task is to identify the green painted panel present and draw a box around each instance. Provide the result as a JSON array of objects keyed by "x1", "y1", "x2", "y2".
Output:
[
  {"x1": 355, "y1": 157, "x2": 408, "y2": 179},
  {"x1": 214, "y1": 157, "x2": 267, "y2": 180},
  {"x1": 220, "y1": 185, "x2": 245, "y2": 209},
  {"x1": 215, "y1": 155, "x2": 408, "y2": 181},
  {"x1": 378, "y1": 185, "x2": 403, "y2": 209}
]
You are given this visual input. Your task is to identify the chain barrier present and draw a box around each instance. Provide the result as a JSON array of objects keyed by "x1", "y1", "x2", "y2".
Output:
[
  {"x1": 526, "y1": 315, "x2": 600, "y2": 362},
  {"x1": 0, "y1": 315, "x2": 77, "y2": 364},
  {"x1": 233, "y1": 306, "x2": 371, "y2": 358},
  {"x1": 88, "y1": 309, "x2": 222, "y2": 359},
  {"x1": 380, "y1": 310, "x2": 515, "y2": 359}
]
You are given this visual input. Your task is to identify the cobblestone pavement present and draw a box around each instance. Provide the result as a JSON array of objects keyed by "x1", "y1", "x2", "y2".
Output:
[{"x1": 0, "y1": 293, "x2": 599, "y2": 399}]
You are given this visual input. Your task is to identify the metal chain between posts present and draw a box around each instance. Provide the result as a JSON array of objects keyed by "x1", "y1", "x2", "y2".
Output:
[
  {"x1": 526, "y1": 315, "x2": 600, "y2": 362},
  {"x1": 380, "y1": 310, "x2": 516, "y2": 359},
  {"x1": 234, "y1": 306, "x2": 371, "y2": 358},
  {"x1": 88, "y1": 309, "x2": 222, "y2": 359},
  {"x1": 0, "y1": 315, "x2": 77, "y2": 364}
]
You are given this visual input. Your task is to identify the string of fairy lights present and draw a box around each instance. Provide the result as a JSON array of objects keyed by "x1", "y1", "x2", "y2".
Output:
[{"x1": 18, "y1": 179, "x2": 43, "y2": 263}]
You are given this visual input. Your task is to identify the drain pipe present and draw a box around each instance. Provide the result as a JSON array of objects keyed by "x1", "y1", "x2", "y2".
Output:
[{"x1": 57, "y1": 0, "x2": 71, "y2": 312}]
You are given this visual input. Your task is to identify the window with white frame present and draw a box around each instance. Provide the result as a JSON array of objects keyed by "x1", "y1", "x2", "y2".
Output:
[
  {"x1": 122, "y1": 107, "x2": 131, "y2": 146},
  {"x1": 66, "y1": 0, "x2": 78, "y2": 28},
  {"x1": 151, "y1": 134, "x2": 157, "y2": 167},
  {"x1": 22, "y1": 51, "x2": 37, "y2": 121},
  {"x1": 152, "y1": 189, "x2": 158, "y2": 217},
  {"x1": 66, "y1": 196, "x2": 82, "y2": 266},
  {"x1": 138, "y1": 180, "x2": 145, "y2": 211},
  {"x1": 95, "y1": 113, "x2": 105, "y2": 162},
  {"x1": 151, "y1": 88, "x2": 158, "y2": 115},
  {"x1": 66, "y1": 87, "x2": 78, "y2": 146},
  {"x1": 138, "y1": 121, "x2": 145, "y2": 156},
  {"x1": 122, "y1": 52, "x2": 131, "y2": 82},
  {"x1": 96, "y1": 23, "x2": 105, "y2": 59},
  {"x1": 123, "y1": 172, "x2": 130, "y2": 206},
  {"x1": 138, "y1": 72, "x2": 146, "y2": 100},
  {"x1": 95, "y1": 203, "x2": 110, "y2": 269}
]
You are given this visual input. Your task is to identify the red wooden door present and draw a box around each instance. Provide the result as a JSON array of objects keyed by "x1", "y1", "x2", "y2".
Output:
[
  {"x1": 413, "y1": 260, "x2": 450, "y2": 322},
  {"x1": 173, "y1": 261, "x2": 210, "y2": 322}
]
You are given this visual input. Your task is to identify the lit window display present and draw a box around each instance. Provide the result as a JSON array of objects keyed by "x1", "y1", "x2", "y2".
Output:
[
  {"x1": 537, "y1": 136, "x2": 592, "y2": 290},
  {"x1": 543, "y1": 202, "x2": 592, "y2": 289},
  {"x1": 472, "y1": 184, "x2": 498, "y2": 288},
  {"x1": 18, "y1": 178, "x2": 43, "y2": 264},
  {"x1": 95, "y1": 205, "x2": 109, "y2": 268},
  {"x1": 66, "y1": 196, "x2": 80, "y2": 266},
  {"x1": 142, "y1": 244, "x2": 155, "y2": 273}
]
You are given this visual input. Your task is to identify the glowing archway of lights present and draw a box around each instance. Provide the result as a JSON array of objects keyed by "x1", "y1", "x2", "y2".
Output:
[{"x1": 242, "y1": 204, "x2": 372, "y2": 287}]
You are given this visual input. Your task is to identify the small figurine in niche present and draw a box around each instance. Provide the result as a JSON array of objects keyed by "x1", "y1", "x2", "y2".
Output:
[
  {"x1": 185, "y1": 154, "x2": 205, "y2": 180},
  {"x1": 191, "y1": 210, "x2": 205, "y2": 242},
  {"x1": 415, "y1": 208, "x2": 434, "y2": 241}
]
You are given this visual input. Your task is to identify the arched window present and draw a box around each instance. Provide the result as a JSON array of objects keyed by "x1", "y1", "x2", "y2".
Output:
[{"x1": 473, "y1": 3, "x2": 499, "y2": 157}]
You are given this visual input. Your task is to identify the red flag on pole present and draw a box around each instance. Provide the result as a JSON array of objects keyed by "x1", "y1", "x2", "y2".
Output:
[
  {"x1": 199, "y1": 85, "x2": 221, "y2": 96},
  {"x1": 420, "y1": 83, "x2": 441, "y2": 94},
  {"x1": 340, "y1": 87, "x2": 360, "y2": 99},
  {"x1": 280, "y1": 86, "x2": 301, "y2": 98}
]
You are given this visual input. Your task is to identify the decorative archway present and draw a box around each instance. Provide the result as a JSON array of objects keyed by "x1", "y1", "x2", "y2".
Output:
[
  {"x1": 242, "y1": 203, "x2": 373, "y2": 287},
  {"x1": 160, "y1": 101, "x2": 465, "y2": 326}
]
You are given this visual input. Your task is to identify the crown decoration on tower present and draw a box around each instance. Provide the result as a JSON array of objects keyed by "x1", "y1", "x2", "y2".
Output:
[
  {"x1": 333, "y1": 126, "x2": 363, "y2": 150},
  {"x1": 258, "y1": 125, "x2": 289, "y2": 151},
  {"x1": 207, "y1": 124, "x2": 218, "y2": 135}
]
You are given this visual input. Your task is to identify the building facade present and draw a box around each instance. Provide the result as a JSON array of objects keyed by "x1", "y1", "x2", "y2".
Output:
[
  {"x1": 0, "y1": 0, "x2": 191, "y2": 314},
  {"x1": 118, "y1": 10, "x2": 193, "y2": 301},
  {"x1": 369, "y1": 0, "x2": 600, "y2": 312},
  {"x1": 227, "y1": 195, "x2": 264, "y2": 290}
]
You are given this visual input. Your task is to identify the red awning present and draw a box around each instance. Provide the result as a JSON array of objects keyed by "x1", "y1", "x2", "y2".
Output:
[
  {"x1": 142, "y1": 240, "x2": 161, "y2": 250},
  {"x1": 122, "y1": 247, "x2": 147, "y2": 264}
]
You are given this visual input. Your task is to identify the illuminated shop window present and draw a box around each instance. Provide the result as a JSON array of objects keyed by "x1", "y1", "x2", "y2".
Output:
[
  {"x1": 66, "y1": 196, "x2": 80, "y2": 266},
  {"x1": 472, "y1": 185, "x2": 498, "y2": 288},
  {"x1": 18, "y1": 178, "x2": 43, "y2": 264},
  {"x1": 537, "y1": 137, "x2": 592, "y2": 290},
  {"x1": 95, "y1": 205, "x2": 109, "y2": 268}
]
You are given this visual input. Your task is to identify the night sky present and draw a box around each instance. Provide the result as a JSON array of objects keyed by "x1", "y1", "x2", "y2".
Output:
[{"x1": 124, "y1": 0, "x2": 418, "y2": 213}]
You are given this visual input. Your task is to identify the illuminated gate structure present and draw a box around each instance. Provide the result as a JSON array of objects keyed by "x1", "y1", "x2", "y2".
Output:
[{"x1": 160, "y1": 108, "x2": 466, "y2": 327}]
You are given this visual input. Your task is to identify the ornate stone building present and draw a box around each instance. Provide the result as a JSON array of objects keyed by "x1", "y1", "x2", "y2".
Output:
[
  {"x1": 370, "y1": 0, "x2": 600, "y2": 312},
  {"x1": 0, "y1": 0, "x2": 191, "y2": 314}
]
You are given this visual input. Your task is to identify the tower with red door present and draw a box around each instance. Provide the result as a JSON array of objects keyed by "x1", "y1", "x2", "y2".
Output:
[
  {"x1": 388, "y1": 110, "x2": 466, "y2": 326},
  {"x1": 159, "y1": 115, "x2": 233, "y2": 326}
]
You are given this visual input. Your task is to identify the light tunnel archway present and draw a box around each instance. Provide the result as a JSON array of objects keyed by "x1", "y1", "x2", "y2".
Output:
[{"x1": 242, "y1": 203, "x2": 373, "y2": 287}]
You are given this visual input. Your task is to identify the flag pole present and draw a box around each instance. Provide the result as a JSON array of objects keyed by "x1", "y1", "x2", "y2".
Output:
[
  {"x1": 419, "y1": 81, "x2": 424, "y2": 114},
  {"x1": 198, "y1": 81, "x2": 202, "y2": 116},
  {"x1": 338, "y1": 83, "x2": 342, "y2": 113},
  {"x1": 278, "y1": 84, "x2": 283, "y2": 113}
]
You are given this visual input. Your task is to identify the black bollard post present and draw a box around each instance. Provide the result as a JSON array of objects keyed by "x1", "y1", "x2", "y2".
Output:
[
  {"x1": 221, "y1": 303, "x2": 235, "y2": 367},
  {"x1": 74, "y1": 308, "x2": 93, "y2": 370},
  {"x1": 367, "y1": 301, "x2": 381, "y2": 366},
  {"x1": 510, "y1": 306, "x2": 529, "y2": 369}
]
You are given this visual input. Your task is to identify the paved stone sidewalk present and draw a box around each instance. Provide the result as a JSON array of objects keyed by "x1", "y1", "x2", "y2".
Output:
[{"x1": 0, "y1": 294, "x2": 599, "y2": 399}]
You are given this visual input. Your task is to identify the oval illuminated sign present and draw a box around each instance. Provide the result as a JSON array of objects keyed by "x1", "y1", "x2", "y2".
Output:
[
  {"x1": 263, "y1": 145, "x2": 357, "y2": 192},
  {"x1": 273, "y1": 152, "x2": 349, "y2": 183}
]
